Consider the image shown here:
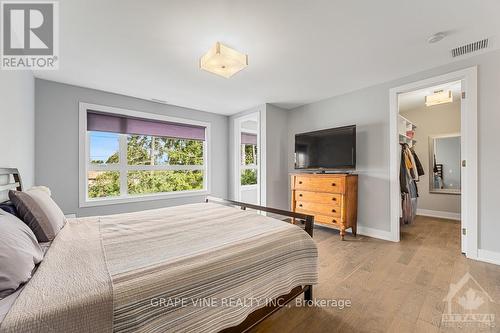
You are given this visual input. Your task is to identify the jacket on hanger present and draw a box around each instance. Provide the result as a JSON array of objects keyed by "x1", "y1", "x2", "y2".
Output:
[
  {"x1": 400, "y1": 143, "x2": 419, "y2": 225},
  {"x1": 410, "y1": 147, "x2": 424, "y2": 176}
]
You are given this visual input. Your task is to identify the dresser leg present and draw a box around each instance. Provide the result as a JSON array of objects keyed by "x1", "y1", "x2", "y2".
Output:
[
  {"x1": 340, "y1": 227, "x2": 345, "y2": 241},
  {"x1": 352, "y1": 225, "x2": 357, "y2": 237}
]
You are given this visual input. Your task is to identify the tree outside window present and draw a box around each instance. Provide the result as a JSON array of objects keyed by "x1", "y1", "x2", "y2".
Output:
[{"x1": 88, "y1": 131, "x2": 205, "y2": 199}]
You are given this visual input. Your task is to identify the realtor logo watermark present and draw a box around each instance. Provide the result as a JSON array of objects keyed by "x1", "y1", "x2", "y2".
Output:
[
  {"x1": 1, "y1": 1, "x2": 59, "y2": 69},
  {"x1": 442, "y1": 272, "x2": 496, "y2": 328},
  {"x1": 150, "y1": 296, "x2": 352, "y2": 310}
]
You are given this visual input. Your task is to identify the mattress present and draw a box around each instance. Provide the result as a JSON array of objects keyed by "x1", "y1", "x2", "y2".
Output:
[{"x1": 0, "y1": 202, "x2": 318, "y2": 333}]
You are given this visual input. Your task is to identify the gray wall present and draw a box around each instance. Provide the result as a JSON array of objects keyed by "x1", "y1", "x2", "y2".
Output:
[
  {"x1": 35, "y1": 79, "x2": 228, "y2": 217},
  {"x1": 265, "y1": 104, "x2": 289, "y2": 210},
  {"x1": 401, "y1": 101, "x2": 461, "y2": 214},
  {"x1": 288, "y1": 88, "x2": 390, "y2": 232},
  {"x1": 0, "y1": 71, "x2": 35, "y2": 194},
  {"x1": 287, "y1": 49, "x2": 500, "y2": 253}
]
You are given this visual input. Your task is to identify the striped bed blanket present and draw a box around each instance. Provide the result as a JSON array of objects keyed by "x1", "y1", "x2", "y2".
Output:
[{"x1": 1, "y1": 202, "x2": 318, "y2": 333}]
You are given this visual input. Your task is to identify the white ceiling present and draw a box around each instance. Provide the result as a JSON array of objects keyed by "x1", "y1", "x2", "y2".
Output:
[
  {"x1": 34, "y1": 0, "x2": 500, "y2": 115},
  {"x1": 399, "y1": 81, "x2": 462, "y2": 111}
]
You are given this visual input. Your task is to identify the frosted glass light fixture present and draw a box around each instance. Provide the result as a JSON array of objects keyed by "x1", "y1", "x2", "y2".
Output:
[
  {"x1": 425, "y1": 90, "x2": 453, "y2": 106},
  {"x1": 200, "y1": 42, "x2": 248, "y2": 78}
]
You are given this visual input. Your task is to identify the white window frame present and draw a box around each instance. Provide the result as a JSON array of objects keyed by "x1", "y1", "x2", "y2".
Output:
[{"x1": 79, "y1": 102, "x2": 211, "y2": 207}]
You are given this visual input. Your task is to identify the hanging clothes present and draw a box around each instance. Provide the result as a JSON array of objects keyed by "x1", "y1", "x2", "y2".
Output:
[
  {"x1": 400, "y1": 143, "x2": 421, "y2": 224},
  {"x1": 410, "y1": 147, "x2": 424, "y2": 177},
  {"x1": 400, "y1": 144, "x2": 418, "y2": 196},
  {"x1": 400, "y1": 147, "x2": 409, "y2": 194},
  {"x1": 401, "y1": 193, "x2": 412, "y2": 225},
  {"x1": 406, "y1": 148, "x2": 419, "y2": 181}
]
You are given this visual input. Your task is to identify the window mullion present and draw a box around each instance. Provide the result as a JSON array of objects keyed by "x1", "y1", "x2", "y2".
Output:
[
  {"x1": 88, "y1": 164, "x2": 120, "y2": 171},
  {"x1": 203, "y1": 140, "x2": 208, "y2": 192},
  {"x1": 127, "y1": 164, "x2": 203, "y2": 171},
  {"x1": 241, "y1": 164, "x2": 258, "y2": 170},
  {"x1": 119, "y1": 134, "x2": 128, "y2": 197}
]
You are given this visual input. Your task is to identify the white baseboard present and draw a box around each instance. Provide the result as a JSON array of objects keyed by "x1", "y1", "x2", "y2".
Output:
[
  {"x1": 315, "y1": 224, "x2": 395, "y2": 242},
  {"x1": 477, "y1": 249, "x2": 500, "y2": 266},
  {"x1": 416, "y1": 209, "x2": 461, "y2": 221},
  {"x1": 356, "y1": 226, "x2": 395, "y2": 242}
]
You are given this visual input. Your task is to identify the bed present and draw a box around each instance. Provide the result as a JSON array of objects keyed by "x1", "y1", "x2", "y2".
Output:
[{"x1": 0, "y1": 168, "x2": 318, "y2": 333}]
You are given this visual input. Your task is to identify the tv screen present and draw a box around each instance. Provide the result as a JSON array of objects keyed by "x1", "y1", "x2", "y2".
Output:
[{"x1": 295, "y1": 125, "x2": 356, "y2": 170}]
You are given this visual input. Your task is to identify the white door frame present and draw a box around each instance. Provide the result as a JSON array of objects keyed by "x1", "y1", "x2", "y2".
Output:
[
  {"x1": 232, "y1": 112, "x2": 262, "y2": 204},
  {"x1": 389, "y1": 66, "x2": 478, "y2": 259}
]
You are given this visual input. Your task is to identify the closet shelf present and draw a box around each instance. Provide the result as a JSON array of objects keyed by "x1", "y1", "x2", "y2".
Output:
[
  {"x1": 399, "y1": 134, "x2": 417, "y2": 145},
  {"x1": 398, "y1": 115, "x2": 417, "y2": 129},
  {"x1": 398, "y1": 115, "x2": 417, "y2": 147}
]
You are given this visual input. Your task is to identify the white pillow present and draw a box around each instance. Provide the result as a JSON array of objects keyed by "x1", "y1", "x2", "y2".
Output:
[
  {"x1": 27, "y1": 186, "x2": 51, "y2": 197},
  {"x1": 0, "y1": 209, "x2": 43, "y2": 299}
]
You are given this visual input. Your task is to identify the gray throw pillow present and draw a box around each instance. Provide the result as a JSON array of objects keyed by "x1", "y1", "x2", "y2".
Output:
[
  {"x1": 0, "y1": 209, "x2": 43, "y2": 299},
  {"x1": 9, "y1": 189, "x2": 66, "y2": 242}
]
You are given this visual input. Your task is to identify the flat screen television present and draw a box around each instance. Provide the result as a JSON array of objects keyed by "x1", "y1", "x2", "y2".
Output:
[{"x1": 294, "y1": 125, "x2": 356, "y2": 170}]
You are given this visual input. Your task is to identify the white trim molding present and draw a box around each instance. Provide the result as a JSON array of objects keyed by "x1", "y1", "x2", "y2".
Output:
[
  {"x1": 316, "y1": 224, "x2": 394, "y2": 241},
  {"x1": 356, "y1": 226, "x2": 394, "y2": 241},
  {"x1": 389, "y1": 67, "x2": 478, "y2": 260},
  {"x1": 416, "y1": 209, "x2": 461, "y2": 221},
  {"x1": 477, "y1": 249, "x2": 500, "y2": 266}
]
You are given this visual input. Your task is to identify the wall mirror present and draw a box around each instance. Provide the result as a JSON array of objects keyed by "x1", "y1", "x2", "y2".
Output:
[{"x1": 429, "y1": 134, "x2": 461, "y2": 194}]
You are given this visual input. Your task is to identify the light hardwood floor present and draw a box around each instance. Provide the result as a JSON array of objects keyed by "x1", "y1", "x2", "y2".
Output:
[{"x1": 252, "y1": 216, "x2": 500, "y2": 333}]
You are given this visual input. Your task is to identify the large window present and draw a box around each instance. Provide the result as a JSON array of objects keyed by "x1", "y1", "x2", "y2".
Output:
[{"x1": 80, "y1": 104, "x2": 209, "y2": 206}]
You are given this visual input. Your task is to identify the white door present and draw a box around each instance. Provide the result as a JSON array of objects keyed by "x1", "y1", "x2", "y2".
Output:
[
  {"x1": 460, "y1": 83, "x2": 466, "y2": 254},
  {"x1": 233, "y1": 113, "x2": 260, "y2": 204}
]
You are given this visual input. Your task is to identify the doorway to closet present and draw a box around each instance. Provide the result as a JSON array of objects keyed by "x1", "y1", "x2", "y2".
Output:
[
  {"x1": 389, "y1": 67, "x2": 478, "y2": 258},
  {"x1": 398, "y1": 80, "x2": 462, "y2": 241}
]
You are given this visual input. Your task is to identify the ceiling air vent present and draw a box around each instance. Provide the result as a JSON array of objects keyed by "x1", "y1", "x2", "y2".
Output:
[{"x1": 451, "y1": 38, "x2": 488, "y2": 57}]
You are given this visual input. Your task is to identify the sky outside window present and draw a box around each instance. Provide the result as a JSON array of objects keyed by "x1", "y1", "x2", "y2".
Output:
[{"x1": 89, "y1": 131, "x2": 119, "y2": 164}]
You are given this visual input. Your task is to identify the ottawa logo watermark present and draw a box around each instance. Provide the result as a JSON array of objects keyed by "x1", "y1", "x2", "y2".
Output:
[
  {"x1": 1, "y1": 1, "x2": 59, "y2": 70},
  {"x1": 442, "y1": 272, "x2": 496, "y2": 328}
]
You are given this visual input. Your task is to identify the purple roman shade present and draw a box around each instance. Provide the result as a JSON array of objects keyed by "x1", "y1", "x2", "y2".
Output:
[
  {"x1": 87, "y1": 111, "x2": 206, "y2": 141},
  {"x1": 241, "y1": 132, "x2": 257, "y2": 145}
]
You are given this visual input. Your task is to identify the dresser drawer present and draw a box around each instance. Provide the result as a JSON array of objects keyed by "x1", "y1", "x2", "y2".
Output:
[
  {"x1": 296, "y1": 201, "x2": 341, "y2": 217},
  {"x1": 293, "y1": 176, "x2": 345, "y2": 193},
  {"x1": 314, "y1": 214, "x2": 342, "y2": 226},
  {"x1": 295, "y1": 191, "x2": 341, "y2": 205}
]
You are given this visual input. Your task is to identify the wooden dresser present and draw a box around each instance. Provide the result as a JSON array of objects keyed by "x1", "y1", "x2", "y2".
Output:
[{"x1": 290, "y1": 173, "x2": 358, "y2": 240}]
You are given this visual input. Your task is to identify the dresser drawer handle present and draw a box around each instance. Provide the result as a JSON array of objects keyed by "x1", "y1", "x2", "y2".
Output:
[
  {"x1": 332, "y1": 209, "x2": 336, "y2": 213},
  {"x1": 332, "y1": 197, "x2": 336, "y2": 201},
  {"x1": 331, "y1": 183, "x2": 336, "y2": 186},
  {"x1": 299, "y1": 204, "x2": 303, "y2": 207},
  {"x1": 298, "y1": 181, "x2": 303, "y2": 184},
  {"x1": 332, "y1": 219, "x2": 337, "y2": 223},
  {"x1": 299, "y1": 193, "x2": 303, "y2": 197}
]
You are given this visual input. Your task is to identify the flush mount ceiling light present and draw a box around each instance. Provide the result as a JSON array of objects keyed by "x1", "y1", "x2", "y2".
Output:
[
  {"x1": 200, "y1": 42, "x2": 248, "y2": 78},
  {"x1": 425, "y1": 90, "x2": 453, "y2": 106}
]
